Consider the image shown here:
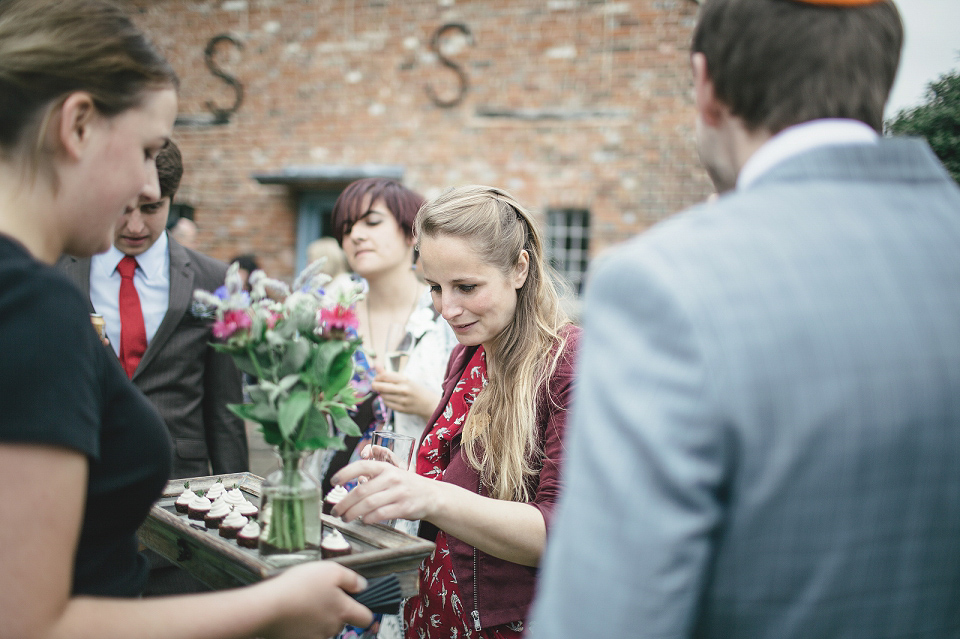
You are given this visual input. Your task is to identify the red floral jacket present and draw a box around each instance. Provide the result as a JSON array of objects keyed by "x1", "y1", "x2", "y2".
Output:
[{"x1": 417, "y1": 324, "x2": 581, "y2": 629}]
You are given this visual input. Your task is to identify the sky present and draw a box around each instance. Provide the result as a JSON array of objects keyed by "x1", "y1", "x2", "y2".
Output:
[{"x1": 885, "y1": 0, "x2": 959, "y2": 117}]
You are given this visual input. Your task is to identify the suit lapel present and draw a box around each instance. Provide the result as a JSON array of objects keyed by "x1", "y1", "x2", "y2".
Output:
[{"x1": 134, "y1": 238, "x2": 194, "y2": 381}]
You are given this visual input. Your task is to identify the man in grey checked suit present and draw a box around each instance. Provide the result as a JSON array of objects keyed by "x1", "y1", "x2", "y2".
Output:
[
  {"x1": 531, "y1": 1, "x2": 960, "y2": 637},
  {"x1": 59, "y1": 141, "x2": 248, "y2": 480}
]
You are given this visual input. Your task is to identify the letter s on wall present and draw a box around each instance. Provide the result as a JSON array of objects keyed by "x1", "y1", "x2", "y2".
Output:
[
  {"x1": 425, "y1": 23, "x2": 474, "y2": 108},
  {"x1": 204, "y1": 34, "x2": 245, "y2": 123}
]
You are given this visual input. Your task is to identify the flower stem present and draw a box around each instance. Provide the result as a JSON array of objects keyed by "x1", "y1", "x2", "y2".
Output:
[
  {"x1": 246, "y1": 343, "x2": 268, "y2": 381},
  {"x1": 267, "y1": 446, "x2": 308, "y2": 551}
]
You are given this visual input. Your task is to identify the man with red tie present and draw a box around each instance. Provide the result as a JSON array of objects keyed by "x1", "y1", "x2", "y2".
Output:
[{"x1": 58, "y1": 141, "x2": 248, "y2": 480}]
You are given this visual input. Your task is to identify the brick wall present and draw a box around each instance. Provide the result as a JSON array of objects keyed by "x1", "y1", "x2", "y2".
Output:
[{"x1": 124, "y1": 0, "x2": 712, "y2": 280}]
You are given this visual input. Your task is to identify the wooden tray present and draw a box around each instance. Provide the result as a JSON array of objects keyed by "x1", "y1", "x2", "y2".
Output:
[{"x1": 137, "y1": 472, "x2": 434, "y2": 596}]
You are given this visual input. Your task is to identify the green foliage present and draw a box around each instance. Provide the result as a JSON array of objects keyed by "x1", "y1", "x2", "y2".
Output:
[
  {"x1": 196, "y1": 261, "x2": 366, "y2": 455},
  {"x1": 886, "y1": 66, "x2": 960, "y2": 185},
  {"x1": 235, "y1": 334, "x2": 365, "y2": 451}
]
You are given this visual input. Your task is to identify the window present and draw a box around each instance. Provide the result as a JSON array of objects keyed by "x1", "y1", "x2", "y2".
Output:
[
  {"x1": 545, "y1": 208, "x2": 590, "y2": 295},
  {"x1": 296, "y1": 191, "x2": 339, "y2": 274}
]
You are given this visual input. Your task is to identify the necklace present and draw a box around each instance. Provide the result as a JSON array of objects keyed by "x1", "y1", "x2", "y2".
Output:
[{"x1": 365, "y1": 282, "x2": 422, "y2": 361}]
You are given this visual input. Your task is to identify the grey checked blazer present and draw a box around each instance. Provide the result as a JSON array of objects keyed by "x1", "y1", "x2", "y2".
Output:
[
  {"x1": 58, "y1": 236, "x2": 248, "y2": 479},
  {"x1": 531, "y1": 138, "x2": 960, "y2": 638}
]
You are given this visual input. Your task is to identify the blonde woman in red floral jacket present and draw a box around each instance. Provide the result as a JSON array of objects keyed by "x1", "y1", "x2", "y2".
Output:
[{"x1": 333, "y1": 185, "x2": 581, "y2": 638}]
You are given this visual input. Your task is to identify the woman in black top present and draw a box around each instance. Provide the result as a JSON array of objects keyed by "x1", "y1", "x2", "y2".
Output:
[{"x1": 0, "y1": 1, "x2": 371, "y2": 637}]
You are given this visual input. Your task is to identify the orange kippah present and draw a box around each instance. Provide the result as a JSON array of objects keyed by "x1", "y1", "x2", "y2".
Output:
[{"x1": 791, "y1": 0, "x2": 885, "y2": 5}]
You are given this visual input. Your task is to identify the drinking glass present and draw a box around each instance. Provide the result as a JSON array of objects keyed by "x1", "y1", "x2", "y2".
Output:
[
  {"x1": 370, "y1": 430, "x2": 416, "y2": 471},
  {"x1": 384, "y1": 322, "x2": 414, "y2": 373}
]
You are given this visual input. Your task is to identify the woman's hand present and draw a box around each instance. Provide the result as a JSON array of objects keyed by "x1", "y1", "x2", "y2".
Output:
[
  {"x1": 371, "y1": 368, "x2": 441, "y2": 419},
  {"x1": 331, "y1": 460, "x2": 440, "y2": 524},
  {"x1": 333, "y1": 458, "x2": 548, "y2": 566},
  {"x1": 257, "y1": 562, "x2": 373, "y2": 639},
  {"x1": 360, "y1": 444, "x2": 406, "y2": 469}
]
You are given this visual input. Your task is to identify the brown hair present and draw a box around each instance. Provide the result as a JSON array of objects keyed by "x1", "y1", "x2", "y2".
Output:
[
  {"x1": 691, "y1": 0, "x2": 902, "y2": 133},
  {"x1": 331, "y1": 178, "x2": 424, "y2": 244},
  {"x1": 415, "y1": 185, "x2": 570, "y2": 502},
  {"x1": 0, "y1": 0, "x2": 178, "y2": 169},
  {"x1": 157, "y1": 140, "x2": 183, "y2": 200}
]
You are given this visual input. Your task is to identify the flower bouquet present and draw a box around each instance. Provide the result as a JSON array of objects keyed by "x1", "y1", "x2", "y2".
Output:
[{"x1": 193, "y1": 260, "x2": 365, "y2": 562}]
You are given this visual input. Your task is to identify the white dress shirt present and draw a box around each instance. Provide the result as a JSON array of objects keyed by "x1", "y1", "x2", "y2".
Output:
[
  {"x1": 90, "y1": 231, "x2": 171, "y2": 358},
  {"x1": 738, "y1": 119, "x2": 879, "y2": 191}
]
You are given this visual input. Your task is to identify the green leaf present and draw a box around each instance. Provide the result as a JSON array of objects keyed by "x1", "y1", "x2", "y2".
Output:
[
  {"x1": 278, "y1": 390, "x2": 312, "y2": 440},
  {"x1": 214, "y1": 346, "x2": 261, "y2": 377},
  {"x1": 278, "y1": 338, "x2": 311, "y2": 378},
  {"x1": 333, "y1": 384, "x2": 366, "y2": 409},
  {"x1": 259, "y1": 425, "x2": 284, "y2": 446},
  {"x1": 272, "y1": 316, "x2": 298, "y2": 341},
  {"x1": 228, "y1": 402, "x2": 278, "y2": 424},
  {"x1": 261, "y1": 374, "x2": 302, "y2": 406},
  {"x1": 297, "y1": 435, "x2": 345, "y2": 451},
  {"x1": 327, "y1": 403, "x2": 361, "y2": 437},
  {"x1": 210, "y1": 342, "x2": 241, "y2": 355},
  {"x1": 265, "y1": 329, "x2": 287, "y2": 347},
  {"x1": 313, "y1": 341, "x2": 356, "y2": 397},
  {"x1": 258, "y1": 380, "x2": 280, "y2": 403},
  {"x1": 246, "y1": 385, "x2": 270, "y2": 405},
  {"x1": 297, "y1": 404, "x2": 331, "y2": 442},
  {"x1": 277, "y1": 373, "x2": 302, "y2": 394},
  {"x1": 312, "y1": 341, "x2": 346, "y2": 387}
]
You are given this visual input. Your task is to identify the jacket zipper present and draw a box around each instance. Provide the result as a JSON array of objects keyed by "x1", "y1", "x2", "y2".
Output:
[
  {"x1": 472, "y1": 478, "x2": 482, "y2": 632},
  {"x1": 471, "y1": 546, "x2": 481, "y2": 631}
]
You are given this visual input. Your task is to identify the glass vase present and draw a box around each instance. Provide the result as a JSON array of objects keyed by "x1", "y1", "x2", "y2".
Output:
[{"x1": 259, "y1": 446, "x2": 322, "y2": 565}]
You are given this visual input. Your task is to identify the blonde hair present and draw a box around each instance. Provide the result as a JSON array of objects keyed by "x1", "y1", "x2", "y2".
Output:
[
  {"x1": 0, "y1": 0, "x2": 178, "y2": 174},
  {"x1": 415, "y1": 185, "x2": 570, "y2": 502},
  {"x1": 307, "y1": 237, "x2": 350, "y2": 279}
]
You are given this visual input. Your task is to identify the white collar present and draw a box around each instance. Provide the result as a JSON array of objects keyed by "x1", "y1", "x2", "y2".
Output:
[
  {"x1": 94, "y1": 230, "x2": 169, "y2": 279},
  {"x1": 737, "y1": 119, "x2": 879, "y2": 191}
]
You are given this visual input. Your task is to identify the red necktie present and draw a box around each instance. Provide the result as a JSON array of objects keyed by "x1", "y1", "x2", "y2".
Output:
[{"x1": 117, "y1": 255, "x2": 147, "y2": 378}]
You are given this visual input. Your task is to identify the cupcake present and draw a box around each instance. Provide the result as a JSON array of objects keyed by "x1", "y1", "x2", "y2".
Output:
[
  {"x1": 205, "y1": 497, "x2": 232, "y2": 529},
  {"x1": 320, "y1": 529, "x2": 353, "y2": 559},
  {"x1": 236, "y1": 499, "x2": 259, "y2": 521},
  {"x1": 175, "y1": 485, "x2": 196, "y2": 514},
  {"x1": 323, "y1": 485, "x2": 349, "y2": 516},
  {"x1": 205, "y1": 481, "x2": 226, "y2": 503},
  {"x1": 224, "y1": 487, "x2": 246, "y2": 508},
  {"x1": 236, "y1": 521, "x2": 260, "y2": 549},
  {"x1": 219, "y1": 509, "x2": 248, "y2": 539},
  {"x1": 188, "y1": 494, "x2": 212, "y2": 521}
]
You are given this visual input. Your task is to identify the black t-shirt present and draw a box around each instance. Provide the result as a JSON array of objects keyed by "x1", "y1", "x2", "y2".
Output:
[{"x1": 0, "y1": 235, "x2": 172, "y2": 596}]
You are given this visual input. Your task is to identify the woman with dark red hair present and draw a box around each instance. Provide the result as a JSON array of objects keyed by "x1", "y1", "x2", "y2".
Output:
[
  {"x1": 316, "y1": 179, "x2": 457, "y2": 495},
  {"x1": 317, "y1": 178, "x2": 457, "y2": 639}
]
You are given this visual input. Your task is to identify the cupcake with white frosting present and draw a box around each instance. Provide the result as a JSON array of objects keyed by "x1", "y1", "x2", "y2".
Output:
[
  {"x1": 323, "y1": 485, "x2": 349, "y2": 516},
  {"x1": 205, "y1": 481, "x2": 226, "y2": 503},
  {"x1": 205, "y1": 497, "x2": 231, "y2": 529},
  {"x1": 236, "y1": 499, "x2": 259, "y2": 520},
  {"x1": 236, "y1": 521, "x2": 260, "y2": 549},
  {"x1": 224, "y1": 487, "x2": 246, "y2": 508},
  {"x1": 188, "y1": 494, "x2": 212, "y2": 521},
  {"x1": 320, "y1": 529, "x2": 353, "y2": 559},
  {"x1": 175, "y1": 484, "x2": 196, "y2": 514},
  {"x1": 219, "y1": 509, "x2": 248, "y2": 539}
]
